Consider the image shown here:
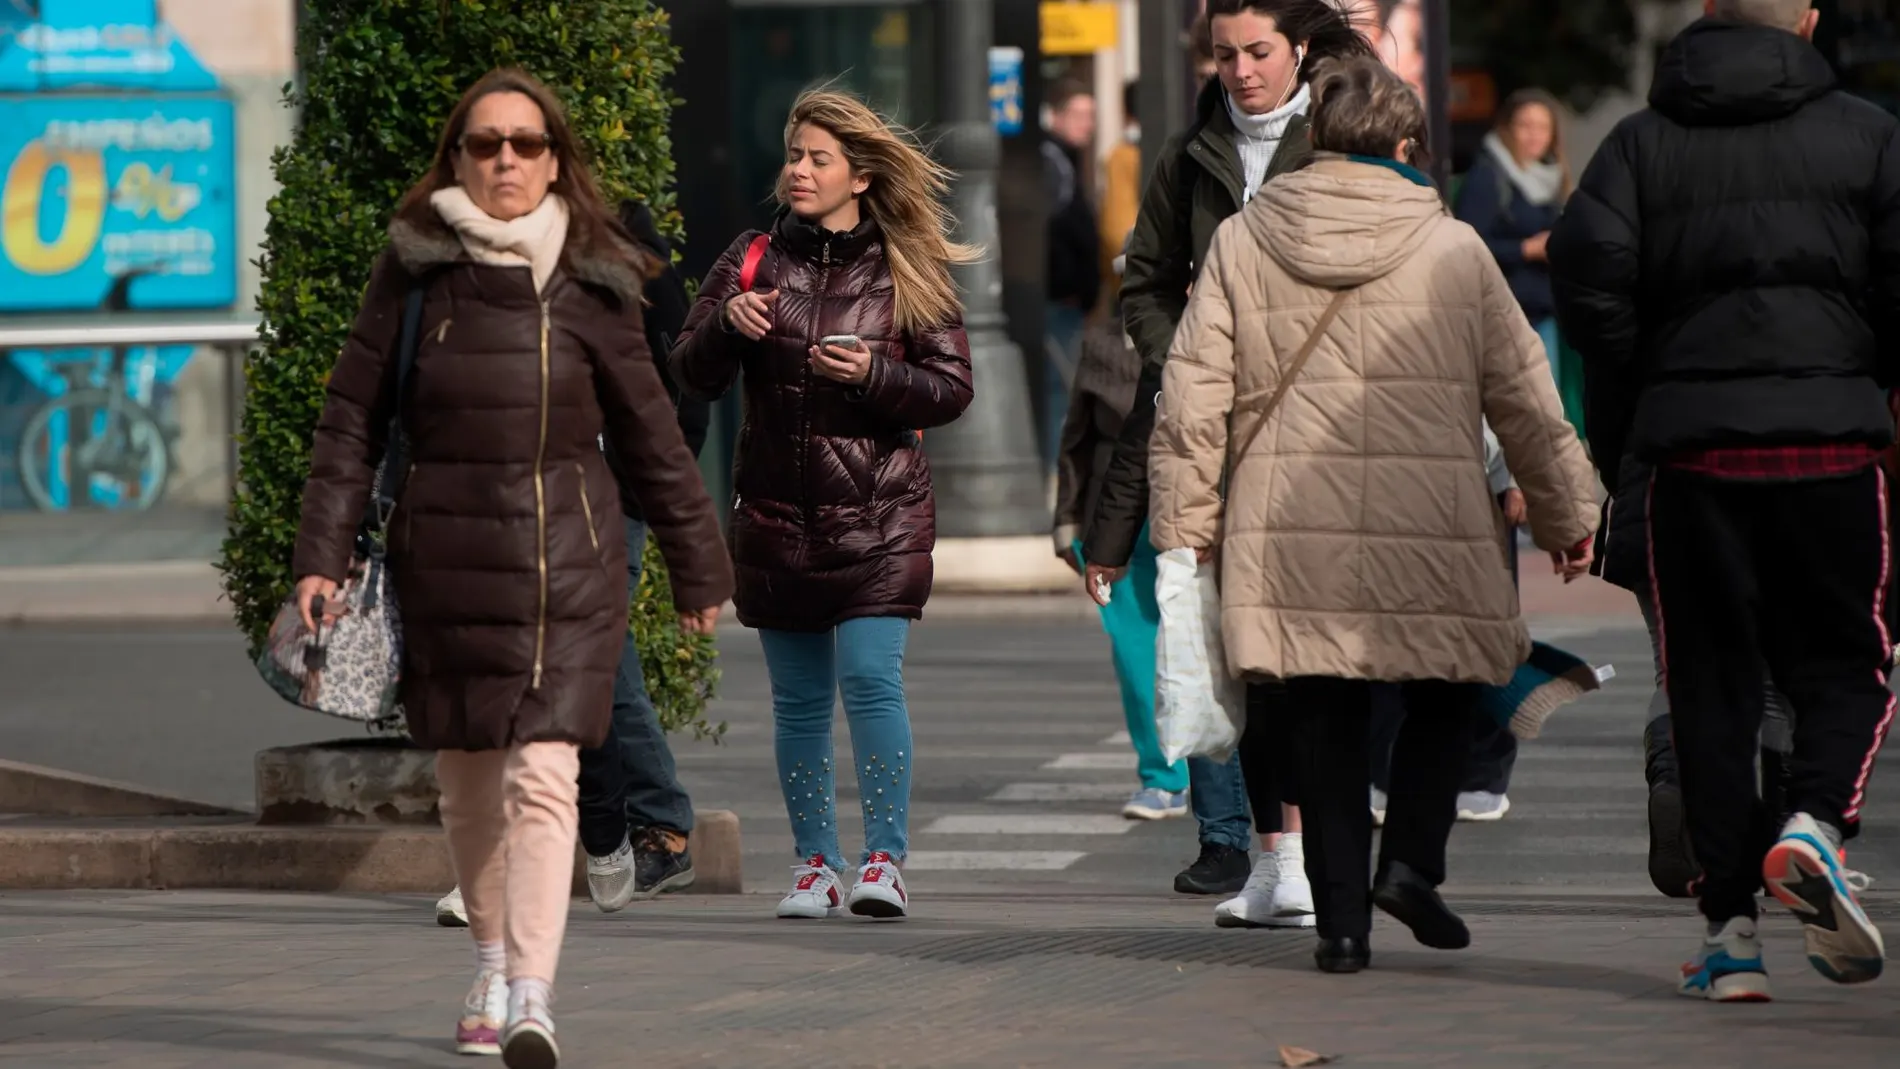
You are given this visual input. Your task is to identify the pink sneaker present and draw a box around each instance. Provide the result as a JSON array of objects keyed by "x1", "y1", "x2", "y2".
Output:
[
  {"x1": 849, "y1": 852, "x2": 909, "y2": 919},
  {"x1": 455, "y1": 970, "x2": 506, "y2": 1055}
]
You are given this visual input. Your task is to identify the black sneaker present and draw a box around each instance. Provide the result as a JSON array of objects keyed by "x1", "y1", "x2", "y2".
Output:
[
  {"x1": 1174, "y1": 842, "x2": 1251, "y2": 895},
  {"x1": 1644, "y1": 717, "x2": 1698, "y2": 899},
  {"x1": 633, "y1": 826, "x2": 696, "y2": 898}
]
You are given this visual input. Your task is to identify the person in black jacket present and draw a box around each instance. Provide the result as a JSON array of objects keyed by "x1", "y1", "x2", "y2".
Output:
[
  {"x1": 575, "y1": 200, "x2": 712, "y2": 907},
  {"x1": 1549, "y1": 1, "x2": 1900, "y2": 1000},
  {"x1": 1043, "y1": 80, "x2": 1103, "y2": 467}
]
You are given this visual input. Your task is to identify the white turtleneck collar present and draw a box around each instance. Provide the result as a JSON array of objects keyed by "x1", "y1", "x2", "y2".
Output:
[{"x1": 1226, "y1": 82, "x2": 1311, "y2": 202}]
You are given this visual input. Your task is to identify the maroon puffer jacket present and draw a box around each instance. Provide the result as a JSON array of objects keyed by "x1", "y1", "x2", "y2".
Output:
[{"x1": 671, "y1": 213, "x2": 973, "y2": 631}]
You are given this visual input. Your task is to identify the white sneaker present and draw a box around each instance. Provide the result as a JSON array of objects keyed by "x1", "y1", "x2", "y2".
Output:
[
  {"x1": 1265, "y1": 833, "x2": 1317, "y2": 928},
  {"x1": 1457, "y1": 792, "x2": 1511, "y2": 822},
  {"x1": 1370, "y1": 787, "x2": 1387, "y2": 828},
  {"x1": 1213, "y1": 851, "x2": 1279, "y2": 928},
  {"x1": 585, "y1": 837, "x2": 637, "y2": 914},
  {"x1": 776, "y1": 855, "x2": 845, "y2": 919},
  {"x1": 848, "y1": 851, "x2": 909, "y2": 919},
  {"x1": 436, "y1": 886, "x2": 469, "y2": 928},
  {"x1": 501, "y1": 989, "x2": 559, "y2": 1069}
]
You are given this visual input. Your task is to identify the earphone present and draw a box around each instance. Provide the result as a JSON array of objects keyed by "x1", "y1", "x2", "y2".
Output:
[{"x1": 1272, "y1": 44, "x2": 1307, "y2": 111}]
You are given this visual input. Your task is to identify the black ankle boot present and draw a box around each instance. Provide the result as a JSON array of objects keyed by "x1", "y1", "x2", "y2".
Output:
[
  {"x1": 1315, "y1": 936, "x2": 1371, "y2": 974},
  {"x1": 1644, "y1": 716, "x2": 1699, "y2": 898},
  {"x1": 1372, "y1": 860, "x2": 1470, "y2": 949}
]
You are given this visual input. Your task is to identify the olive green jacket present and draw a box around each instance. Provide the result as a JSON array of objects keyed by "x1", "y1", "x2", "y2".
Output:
[{"x1": 1083, "y1": 78, "x2": 1312, "y2": 568}]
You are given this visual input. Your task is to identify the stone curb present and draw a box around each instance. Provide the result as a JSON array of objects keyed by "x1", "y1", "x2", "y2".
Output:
[{"x1": 0, "y1": 810, "x2": 743, "y2": 894}]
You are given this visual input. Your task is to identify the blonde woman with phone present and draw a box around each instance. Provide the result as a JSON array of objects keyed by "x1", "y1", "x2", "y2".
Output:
[{"x1": 670, "y1": 87, "x2": 976, "y2": 922}]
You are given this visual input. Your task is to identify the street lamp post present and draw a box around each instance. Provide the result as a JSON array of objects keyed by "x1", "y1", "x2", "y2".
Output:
[{"x1": 926, "y1": 0, "x2": 1048, "y2": 537}]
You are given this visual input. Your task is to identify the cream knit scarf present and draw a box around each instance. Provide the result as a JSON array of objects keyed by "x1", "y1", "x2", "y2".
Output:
[{"x1": 430, "y1": 186, "x2": 570, "y2": 293}]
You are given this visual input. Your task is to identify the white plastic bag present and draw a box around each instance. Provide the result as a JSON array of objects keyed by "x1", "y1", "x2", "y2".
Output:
[{"x1": 1153, "y1": 547, "x2": 1245, "y2": 763}]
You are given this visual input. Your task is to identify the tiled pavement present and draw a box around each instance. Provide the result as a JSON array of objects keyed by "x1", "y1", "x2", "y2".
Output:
[{"x1": 1, "y1": 889, "x2": 1897, "y2": 1068}]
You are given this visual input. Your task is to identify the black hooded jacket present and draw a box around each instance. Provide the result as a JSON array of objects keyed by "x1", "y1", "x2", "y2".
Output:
[
  {"x1": 1549, "y1": 17, "x2": 1900, "y2": 489},
  {"x1": 609, "y1": 201, "x2": 711, "y2": 523}
]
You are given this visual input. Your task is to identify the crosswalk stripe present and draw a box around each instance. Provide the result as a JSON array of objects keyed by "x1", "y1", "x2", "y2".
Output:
[
  {"x1": 905, "y1": 851, "x2": 1089, "y2": 871},
  {"x1": 1042, "y1": 752, "x2": 1139, "y2": 770},
  {"x1": 988, "y1": 782, "x2": 1131, "y2": 803},
  {"x1": 924, "y1": 814, "x2": 1134, "y2": 836},
  {"x1": 1100, "y1": 730, "x2": 1132, "y2": 746}
]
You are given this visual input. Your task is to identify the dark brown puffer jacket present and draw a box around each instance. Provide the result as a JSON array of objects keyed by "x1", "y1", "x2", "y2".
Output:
[
  {"x1": 293, "y1": 211, "x2": 734, "y2": 751},
  {"x1": 670, "y1": 213, "x2": 973, "y2": 632}
]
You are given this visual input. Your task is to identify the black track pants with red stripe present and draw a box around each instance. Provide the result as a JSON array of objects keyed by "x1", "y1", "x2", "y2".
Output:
[{"x1": 1648, "y1": 464, "x2": 1896, "y2": 923}]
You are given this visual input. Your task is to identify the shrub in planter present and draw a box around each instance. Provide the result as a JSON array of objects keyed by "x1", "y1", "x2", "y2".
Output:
[{"x1": 220, "y1": 0, "x2": 721, "y2": 739}]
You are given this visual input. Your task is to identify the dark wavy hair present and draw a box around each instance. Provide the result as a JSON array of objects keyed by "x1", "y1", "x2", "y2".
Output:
[
  {"x1": 394, "y1": 67, "x2": 659, "y2": 280},
  {"x1": 1204, "y1": 0, "x2": 1379, "y2": 77}
]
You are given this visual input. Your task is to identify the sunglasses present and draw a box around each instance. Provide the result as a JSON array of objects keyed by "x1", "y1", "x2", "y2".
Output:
[{"x1": 458, "y1": 130, "x2": 553, "y2": 161}]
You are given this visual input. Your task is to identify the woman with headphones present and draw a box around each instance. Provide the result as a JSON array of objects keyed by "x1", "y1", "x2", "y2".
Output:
[{"x1": 1080, "y1": 0, "x2": 1379, "y2": 928}]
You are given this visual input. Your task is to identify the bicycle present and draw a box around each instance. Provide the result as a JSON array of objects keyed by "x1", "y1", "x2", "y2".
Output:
[{"x1": 15, "y1": 267, "x2": 176, "y2": 512}]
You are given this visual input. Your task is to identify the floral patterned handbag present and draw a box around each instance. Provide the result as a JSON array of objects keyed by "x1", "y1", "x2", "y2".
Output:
[{"x1": 255, "y1": 285, "x2": 427, "y2": 723}]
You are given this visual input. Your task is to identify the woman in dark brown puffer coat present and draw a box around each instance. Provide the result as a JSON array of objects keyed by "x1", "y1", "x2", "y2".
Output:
[
  {"x1": 290, "y1": 69, "x2": 731, "y2": 1064},
  {"x1": 671, "y1": 88, "x2": 974, "y2": 922}
]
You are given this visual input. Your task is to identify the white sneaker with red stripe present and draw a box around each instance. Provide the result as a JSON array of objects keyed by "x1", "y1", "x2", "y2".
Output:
[
  {"x1": 776, "y1": 855, "x2": 845, "y2": 919},
  {"x1": 849, "y1": 851, "x2": 909, "y2": 919}
]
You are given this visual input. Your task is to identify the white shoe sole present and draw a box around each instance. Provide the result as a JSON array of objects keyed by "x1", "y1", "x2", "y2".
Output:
[
  {"x1": 1457, "y1": 799, "x2": 1511, "y2": 822},
  {"x1": 436, "y1": 903, "x2": 469, "y2": 928},
  {"x1": 1213, "y1": 910, "x2": 1316, "y2": 929},
  {"x1": 1122, "y1": 804, "x2": 1189, "y2": 821},
  {"x1": 849, "y1": 886, "x2": 908, "y2": 920},
  {"x1": 776, "y1": 899, "x2": 844, "y2": 919}
]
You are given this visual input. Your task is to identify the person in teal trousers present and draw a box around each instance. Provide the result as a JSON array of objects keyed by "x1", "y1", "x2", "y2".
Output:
[{"x1": 1052, "y1": 257, "x2": 1189, "y2": 820}]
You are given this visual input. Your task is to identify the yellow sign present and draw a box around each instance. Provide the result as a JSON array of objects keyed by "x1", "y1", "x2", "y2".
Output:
[{"x1": 1041, "y1": 2, "x2": 1119, "y2": 55}]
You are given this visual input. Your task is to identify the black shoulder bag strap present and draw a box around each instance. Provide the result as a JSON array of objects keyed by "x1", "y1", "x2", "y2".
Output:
[{"x1": 361, "y1": 283, "x2": 429, "y2": 548}]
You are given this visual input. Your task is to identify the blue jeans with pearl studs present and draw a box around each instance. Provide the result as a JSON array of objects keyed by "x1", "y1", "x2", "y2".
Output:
[{"x1": 757, "y1": 617, "x2": 914, "y2": 871}]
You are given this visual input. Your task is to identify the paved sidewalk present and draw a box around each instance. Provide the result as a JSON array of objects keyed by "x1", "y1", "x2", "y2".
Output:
[{"x1": 1, "y1": 889, "x2": 1895, "y2": 1068}]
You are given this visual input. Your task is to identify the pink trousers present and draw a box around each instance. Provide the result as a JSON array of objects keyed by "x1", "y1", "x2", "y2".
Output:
[{"x1": 436, "y1": 742, "x2": 580, "y2": 983}]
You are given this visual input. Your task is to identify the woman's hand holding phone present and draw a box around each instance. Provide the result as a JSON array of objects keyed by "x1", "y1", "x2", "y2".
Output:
[{"x1": 810, "y1": 334, "x2": 872, "y2": 384}]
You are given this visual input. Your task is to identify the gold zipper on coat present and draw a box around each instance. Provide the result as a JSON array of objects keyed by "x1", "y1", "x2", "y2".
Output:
[
  {"x1": 532, "y1": 299, "x2": 551, "y2": 689},
  {"x1": 576, "y1": 462, "x2": 600, "y2": 552}
]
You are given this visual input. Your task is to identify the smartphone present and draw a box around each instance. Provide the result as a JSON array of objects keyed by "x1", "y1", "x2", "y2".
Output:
[{"x1": 818, "y1": 334, "x2": 864, "y2": 352}]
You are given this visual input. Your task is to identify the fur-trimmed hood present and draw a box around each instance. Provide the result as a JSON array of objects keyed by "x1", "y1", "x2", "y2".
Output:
[{"x1": 387, "y1": 206, "x2": 659, "y2": 306}]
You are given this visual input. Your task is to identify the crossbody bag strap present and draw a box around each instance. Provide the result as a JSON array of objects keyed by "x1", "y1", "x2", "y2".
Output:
[
  {"x1": 365, "y1": 282, "x2": 430, "y2": 535},
  {"x1": 1231, "y1": 287, "x2": 1353, "y2": 464}
]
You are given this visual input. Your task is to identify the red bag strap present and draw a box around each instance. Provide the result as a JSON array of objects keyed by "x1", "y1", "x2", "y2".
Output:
[{"x1": 737, "y1": 234, "x2": 770, "y2": 292}]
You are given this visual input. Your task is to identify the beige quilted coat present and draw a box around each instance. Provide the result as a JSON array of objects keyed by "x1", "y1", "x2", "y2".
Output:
[{"x1": 1149, "y1": 157, "x2": 1598, "y2": 686}]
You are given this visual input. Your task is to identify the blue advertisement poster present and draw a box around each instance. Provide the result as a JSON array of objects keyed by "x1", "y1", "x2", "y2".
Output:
[{"x1": 0, "y1": 93, "x2": 237, "y2": 311}]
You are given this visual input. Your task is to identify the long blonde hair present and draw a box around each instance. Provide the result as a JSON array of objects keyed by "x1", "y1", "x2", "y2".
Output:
[{"x1": 777, "y1": 89, "x2": 980, "y2": 335}]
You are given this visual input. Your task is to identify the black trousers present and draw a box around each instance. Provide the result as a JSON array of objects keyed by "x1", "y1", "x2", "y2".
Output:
[
  {"x1": 1649, "y1": 465, "x2": 1896, "y2": 923},
  {"x1": 1369, "y1": 685, "x2": 1517, "y2": 795},
  {"x1": 1241, "y1": 682, "x2": 1296, "y2": 833},
  {"x1": 1287, "y1": 676, "x2": 1477, "y2": 940}
]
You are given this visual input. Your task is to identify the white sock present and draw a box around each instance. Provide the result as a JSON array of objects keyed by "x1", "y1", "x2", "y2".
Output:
[
  {"x1": 508, "y1": 977, "x2": 553, "y2": 1021},
  {"x1": 475, "y1": 940, "x2": 505, "y2": 976}
]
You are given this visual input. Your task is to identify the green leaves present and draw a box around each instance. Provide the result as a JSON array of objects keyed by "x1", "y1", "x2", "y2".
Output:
[{"x1": 220, "y1": 0, "x2": 718, "y2": 738}]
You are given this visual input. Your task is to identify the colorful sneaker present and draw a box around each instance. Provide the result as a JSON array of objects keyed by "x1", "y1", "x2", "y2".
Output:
[
  {"x1": 1763, "y1": 813, "x2": 1886, "y2": 984},
  {"x1": 1677, "y1": 917, "x2": 1772, "y2": 1002},
  {"x1": 1214, "y1": 850, "x2": 1279, "y2": 928},
  {"x1": 776, "y1": 855, "x2": 845, "y2": 919},
  {"x1": 1369, "y1": 787, "x2": 1387, "y2": 828},
  {"x1": 585, "y1": 837, "x2": 637, "y2": 914},
  {"x1": 849, "y1": 851, "x2": 909, "y2": 919},
  {"x1": 437, "y1": 886, "x2": 469, "y2": 928},
  {"x1": 632, "y1": 827, "x2": 696, "y2": 897},
  {"x1": 455, "y1": 970, "x2": 507, "y2": 1056},
  {"x1": 500, "y1": 991, "x2": 558, "y2": 1069},
  {"x1": 1122, "y1": 787, "x2": 1190, "y2": 821},
  {"x1": 1456, "y1": 792, "x2": 1511, "y2": 822}
]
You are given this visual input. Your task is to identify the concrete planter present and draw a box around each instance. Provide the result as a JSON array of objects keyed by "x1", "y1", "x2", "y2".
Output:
[{"x1": 255, "y1": 737, "x2": 439, "y2": 825}]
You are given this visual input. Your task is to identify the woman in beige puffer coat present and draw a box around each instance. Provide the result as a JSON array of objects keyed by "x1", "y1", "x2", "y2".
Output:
[{"x1": 1149, "y1": 57, "x2": 1599, "y2": 974}]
